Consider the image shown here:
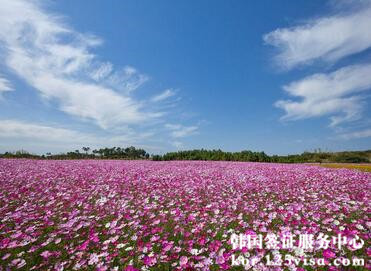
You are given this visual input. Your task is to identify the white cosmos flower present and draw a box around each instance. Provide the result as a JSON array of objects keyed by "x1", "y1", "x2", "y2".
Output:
[{"x1": 356, "y1": 224, "x2": 364, "y2": 230}]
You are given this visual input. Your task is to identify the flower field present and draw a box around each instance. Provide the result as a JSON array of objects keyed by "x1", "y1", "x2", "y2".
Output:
[{"x1": 0, "y1": 159, "x2": 369, "y2": 270}]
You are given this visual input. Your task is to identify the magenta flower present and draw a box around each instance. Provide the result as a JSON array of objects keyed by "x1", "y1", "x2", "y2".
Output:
[
  {"x1": 323, "y1": 249, "x2": 336, "y2": 259},
  {"x1": 78, "y1": 240, "x2": 89, "y2": 251},
  {"x1": 143, "y1": 256, "x2": 156, "y2": 266}
]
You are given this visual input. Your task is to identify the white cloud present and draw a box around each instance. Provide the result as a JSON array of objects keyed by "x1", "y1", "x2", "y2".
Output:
[
  {"x1": 264, "y1": 3, "x2": 371, "y2": 69},
  {"x1": 151, "y1": 89, "x2": 176, "y2": 102},
  {"x1": 164, "y1": 124, "x2": 181, "y2": 130},
  {"x1": 0, "y1": 119, "x2": 93, "y2": 143},
  {"x1": 0, "y1": 76, "x2": 13, "y2": 94},
  {"x1": 338, "y1": 128, "x2": 371, "y2": 140},
  {"x1": 26, "y1": 73, "x2": 161, "y2": 128},
  {"x1": 106, "y1": 66, "x2": 149, "y2": 94},
  {"x1": 0, "y1": 119, "x2": 155, "y2": 150},
  {"x1": 90, "y1": 62, "x2": 112, "y2": 81},
  {"x1": 0, "y1": 0, "x2": 160, "y2": 129},
  {"x1": 276, "y1": 64, "x2": 371, "y2": 126},
  {"x1": 171, "y1": 141, "x2": 183, "y2": 148},
  {"x1": 165, "y1": 123, "x2": 198, "y2": 138}
]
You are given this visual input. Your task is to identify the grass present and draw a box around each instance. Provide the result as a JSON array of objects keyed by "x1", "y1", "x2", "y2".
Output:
[{"x1": 311, "y1": 163, "x2": 371, "y2": 172}]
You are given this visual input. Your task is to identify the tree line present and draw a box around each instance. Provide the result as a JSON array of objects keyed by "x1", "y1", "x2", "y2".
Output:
[
  {"x1": 1, "y1": 147, "x2": 370, "y2": 163},
  {"x1": 153, "y1": 149, "x2": 370, "y2": 163},
  {"x1": 0, "y1": 147, "x2": 149, "y2": 160}
]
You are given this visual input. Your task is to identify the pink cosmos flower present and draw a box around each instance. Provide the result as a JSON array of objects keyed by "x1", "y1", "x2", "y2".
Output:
[
  {"x1": 124, "y1": 266, "x2": 139, "y2": 271},
  {"x1": 179, "y1": 256, "x2": 188, "y2": 266},
  {"x1": 323, "y1": 249, "x2": 336, "y2": 259},
  {"x1": 2, "y1": 253, "x2": 11, "y2": 260},
  {"x1": 187, "y1": 214, "x2": 196, "y2": 221},
  {"x1": 216, "y1": 255, "x2": 225, "y2": 265},
  {"x1": 40, "y1": 250, "x2": 52, "y2": 259},
  {"x1": 88, "y1": 253, "x2": 99, "y2": 265},
  {"x1": 0, "y1": 238, "x2": 10, "y2": 249},
  {"x1": 163, "y1": 243, "x2": 173, "y2": 252},
  {"x1": 78, "y1": 240, "x2": 89, "y2": 251},
  {"x1": 198, "y1": 237, "x2": 206, "y2": 245},
  {"x1": 143, "y1": 256, "x2": 157, "y2": 266}
]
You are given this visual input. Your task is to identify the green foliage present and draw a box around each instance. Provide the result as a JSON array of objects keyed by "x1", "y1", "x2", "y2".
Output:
[
  {"x1": 160, "y1": 149, "x2": 270, "y2": 162},
  {"x1": 153, "y1": 149, "x2": 371, "y2": 163},
  {"x1": 0, "y1": 146, "x2": 150, "y2": 160},
  {"x1": 0, "y1": 150, "x2": 39, "y2": 159},
  {"x1": 1, "y1": 148, "x2": 370, "y2": 164},
  {"x1": 329, "y1": 152, "x2": 369, "y2": 163}
]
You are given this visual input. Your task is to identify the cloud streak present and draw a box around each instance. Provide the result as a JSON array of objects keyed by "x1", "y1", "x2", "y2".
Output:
[
  {"x1": 338, "y1": 128, "x2": 371, "y2": 140},
  {"x1": 151, "y1": 89, "x2": 176, "y2": 102},
  {"x1": 264, "y1": 3, "x2": 371, "y2": 69},
  {"x1": 276, "y1": 64, "x2": 371, "y2": 126},
  {"x1": 165, "y1": 124, "x2": 198, "y2": 138},
  {"x1": 0, "y1": 76, "x2": 13, "y2": 94}
]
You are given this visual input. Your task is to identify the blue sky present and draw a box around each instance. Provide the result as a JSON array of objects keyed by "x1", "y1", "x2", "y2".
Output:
[{"x1": 0, "y1": 0, "x2": 370, "y2": 155}]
